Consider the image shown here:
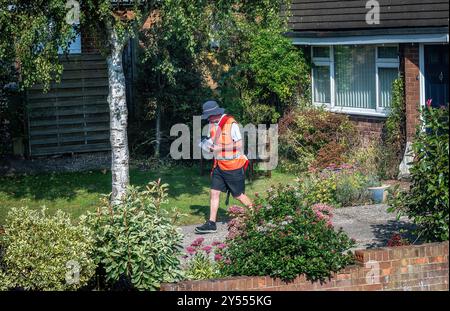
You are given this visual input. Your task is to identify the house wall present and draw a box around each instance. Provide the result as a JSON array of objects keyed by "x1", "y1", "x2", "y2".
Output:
[
  {"x1": 349, "y1": 115, "x2": 385, "y2": 144},
  {"x1": 402, "y1": 44, "x2": 421, "y2": 142},
  {"x1": 324, "y1": 43, "x2": 422, "y2": 145},
  {"x1": 161, "y1": 242, "x2": 449, "y2": 291},
  {"x1": 81, "y1": 29, "x2": 101, "y2": 54}
]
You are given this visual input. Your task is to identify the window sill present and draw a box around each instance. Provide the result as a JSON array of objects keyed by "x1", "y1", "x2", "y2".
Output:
[{"x1": 314, "y1": 104, "x2": 389, "y2": 118}]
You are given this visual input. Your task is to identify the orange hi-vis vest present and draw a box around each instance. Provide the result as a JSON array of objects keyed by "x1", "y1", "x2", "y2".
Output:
[{"x1": 210, "y1": 115, "x2": 248, "y2": 171}]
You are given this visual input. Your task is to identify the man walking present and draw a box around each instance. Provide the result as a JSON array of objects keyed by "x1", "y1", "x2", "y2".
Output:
[{"x1": 195, "y1": 100, "x2": 252, "y2": 234}]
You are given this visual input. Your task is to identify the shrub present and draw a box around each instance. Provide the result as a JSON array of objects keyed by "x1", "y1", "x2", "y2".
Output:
[
  {"x1": 0, "y1": 242, "x2": 10, "y2": 291},
  {"x1": 388, "y1": 106, "x2": 449, "y2": 242},
  {"x1": 279, "y1": 107, "x2": 357, "y2": 172},
  {"x1": 0, "y1": 270, "x2": 10, "y2": 291},
  {"x1": 346, "y1": 140, "x2": 380, "y2": 176},
  {"x1": 218, "y1": 24, "x2": 310, "y2": 125},
  {"x1": 182, "y1": 238, "x2": 226, "y2": 280},
  {"x1": 219, "y1": 185, "x2": 355, "y2": 281},
  {"x1": 0, "y1": 207, "x2": 96, "y2": 290},
  {"x1": 88, "y1": 180, "x2": 183, "y2": 291},
  {"x1": 297, "y1": 165, "x2": 376, "y2": 207},
  {"x1": 379, "y1": 78, "x2": 406, "y2": 179}
]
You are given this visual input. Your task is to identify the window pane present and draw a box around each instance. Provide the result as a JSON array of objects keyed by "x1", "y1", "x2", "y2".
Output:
[
  {"x1": 378, "y1": 46, "x2": 398, "y2": 59},
  {"x1": 378, "y1": 67, "x2": 398, "y2": 108},
  {"x1": 313, "y1": 46, "x2": 330, "y2": 59},
  {"x1": 334, "y1": 46, "x2": 376, "y2": 109},
  {"x1": 313, "y1": 65, "x2": 331, "y2": 103}
]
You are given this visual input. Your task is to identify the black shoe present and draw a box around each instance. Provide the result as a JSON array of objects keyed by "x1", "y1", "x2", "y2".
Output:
[{"x1": 195, "y1": 220, "x2": 217, "y2": 234}]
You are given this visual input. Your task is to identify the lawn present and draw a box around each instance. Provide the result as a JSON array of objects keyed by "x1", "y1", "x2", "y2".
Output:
[{"x1": 0, "y1": 165, "x2": 297, "y2": 226}]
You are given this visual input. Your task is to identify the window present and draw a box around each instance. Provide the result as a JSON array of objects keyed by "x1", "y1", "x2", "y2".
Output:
[{"x1": 311, "y1": 45, "x2": 399, "y2": 115}]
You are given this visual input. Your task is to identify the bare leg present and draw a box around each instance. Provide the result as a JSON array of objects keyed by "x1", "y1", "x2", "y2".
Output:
[
  {"x1": 234, "y1": 193, "x2": 252, "y2": 207},
  {"x1": 209, "y1": 189, "x2": 221, "y2": 222}
]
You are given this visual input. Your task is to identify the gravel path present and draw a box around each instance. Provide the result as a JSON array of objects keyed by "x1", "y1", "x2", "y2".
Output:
[{"x1": 180, "y1": 204, "x2": 415, "y2": 251}]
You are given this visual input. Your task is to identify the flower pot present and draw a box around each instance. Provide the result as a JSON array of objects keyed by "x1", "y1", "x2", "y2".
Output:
[{"x1": 368, "y1": 185, "x2": 390, "y2": 203}]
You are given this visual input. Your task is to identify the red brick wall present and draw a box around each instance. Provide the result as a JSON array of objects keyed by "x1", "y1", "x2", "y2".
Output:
[
  {"x1": 161, "y1": 242, "x2": 449, "y2": 291},
  {"x1": 81, "y1": 27, "x2": 101, "y2": 54},
  {"x1": 402, "y1": 44, "x2": 421, "y2": 142},
  {"x1": 349, "y1": 115, "x2": 385, "y2": 144}
]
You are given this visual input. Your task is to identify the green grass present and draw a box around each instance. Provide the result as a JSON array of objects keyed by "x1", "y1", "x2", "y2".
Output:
[{"x1": 0, "y1": 165, "x2": 296, "y2": 226}]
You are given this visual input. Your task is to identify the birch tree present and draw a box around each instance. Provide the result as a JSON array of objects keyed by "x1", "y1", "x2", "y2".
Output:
[
  {"x1": 79, "y1": 1, "x2": 150, "y2": 204},
  {"x1": 2, "y1": 0, "x2": 292, "y2": 205},
  {"x1": 82, "y1": 0, "x2": 290, "y2": 204},
  {"x1": 0, "y1": 0, "x2": 76, "y2": 91}
]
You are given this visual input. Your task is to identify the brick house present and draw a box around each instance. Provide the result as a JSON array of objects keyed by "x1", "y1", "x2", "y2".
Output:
[
  {"x1": 287, "y1": 0, "x2": 449, "y2": 148},
  {"x1": 9, "y1": 1, "x2": 449, "y2": 161}
]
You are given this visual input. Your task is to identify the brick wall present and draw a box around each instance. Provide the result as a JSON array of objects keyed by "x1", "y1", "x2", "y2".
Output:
[
  {"x1": 81, "y1": 29, "x2": 101, "y2": 54},
  {"x1": 349, "y1": 115, "x2": 385, "y2": 144},
  {"x1": 161, "y1": 242, "x2": 449, "y2": 291},
  {"x1": 402, "y1": 44, "x2": 421, "y2": 142}
]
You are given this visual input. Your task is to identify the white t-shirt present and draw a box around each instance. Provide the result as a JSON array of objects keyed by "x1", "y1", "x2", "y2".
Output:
[{"x1": 210, "y1": 114, "x2": 242, "y2": 142}]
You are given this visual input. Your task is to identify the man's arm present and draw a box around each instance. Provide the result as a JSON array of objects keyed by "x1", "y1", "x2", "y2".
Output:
[{"x1": 211, "y1": 123, "x2": 243, "y2": 152}]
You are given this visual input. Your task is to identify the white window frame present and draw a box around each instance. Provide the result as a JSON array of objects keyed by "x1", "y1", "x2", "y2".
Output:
[
  {"x1": 311, "y1": 46, "x2": 334, "y2": 106},
  {"x1": 311, "y1": 44, "x2": 399, "y2": 117}
]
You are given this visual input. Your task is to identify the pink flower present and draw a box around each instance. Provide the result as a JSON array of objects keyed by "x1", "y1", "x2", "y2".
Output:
[
  {"x1": 211, "y1": 241, "x2": 221, "y2": 246},
  {"x1": 228, "y1": 205, "x2": 245, "y2": 215},
  {"x1": 214, "y1": 254, "x2": 223, "y2": 261},
  {"x1": 426, "y1": 98, "x2": 432, "y2": 108},
  {"x1": 224, "y1": 259, "x2": 231, "y2": 265},
  {"x1": 201, "y1": 245, "x2": 212, "y2": 253},
  {"x1": 186, "y1": 246, "x2": 196, "y2": 255},
  {"x1": 217, "y1": 243, "x2": 227, "y2": 249},
  {"x1": 191, "y1": 237, "x2": 204, "y2": 247},
  {"x1": 312, "y1": 203, "x2": 334, "y2": 224},
  {"x1": 326, "y1": 163, "x2": 337, "y2": 170},
  {"x1": 339, "y1": 163, "x2": 353, "y2": 170}
]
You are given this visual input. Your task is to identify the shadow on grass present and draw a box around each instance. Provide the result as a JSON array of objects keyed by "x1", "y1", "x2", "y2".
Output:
[
  {"x1": 367, "y1": 220, "x2": 418, "y2": 248},
  {"x1": 0, "y1": 171, "x2": 111, "y2": 201},
  {"x1": 0, "y1": 166, "x2": 212, "y2": 202}
]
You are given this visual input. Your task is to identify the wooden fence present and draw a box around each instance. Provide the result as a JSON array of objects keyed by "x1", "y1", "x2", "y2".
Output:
[{"x1": 26, "y1": 54, "x2": 110, "y2": 156}]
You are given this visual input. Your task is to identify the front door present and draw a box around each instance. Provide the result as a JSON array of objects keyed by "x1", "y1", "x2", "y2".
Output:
[{"x1": 424, "y1": 45, "x2": 449, "y2": 108}]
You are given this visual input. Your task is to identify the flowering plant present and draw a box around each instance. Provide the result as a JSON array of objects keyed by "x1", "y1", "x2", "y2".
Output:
[
  {"x1": 386, "y1": 233, "x2": 410, "y2": 247},
  {"x1": 388, "y1": 105, "x2": 449, "y2": 242},
  {"x1": 220, "y1": 184, "x2": 355, "y2": 281},
  {"x1": 182, "y1": 237, "x2": 229, "y2": 280}
]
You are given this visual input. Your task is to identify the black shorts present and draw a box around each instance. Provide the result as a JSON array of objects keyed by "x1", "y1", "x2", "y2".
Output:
[{"x1": 211, "y1": 166, "x2": 245, "y2": 197}]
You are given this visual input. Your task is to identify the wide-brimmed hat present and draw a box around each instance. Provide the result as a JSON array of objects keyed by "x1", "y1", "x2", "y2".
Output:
[{"x1": 201, "y1": 100, "x2": 225, "y2": 120}]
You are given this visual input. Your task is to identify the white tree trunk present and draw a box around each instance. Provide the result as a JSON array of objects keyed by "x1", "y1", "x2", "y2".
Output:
[{"x1": 107, "y1": 27, "x2": 130, "y2": 205}]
